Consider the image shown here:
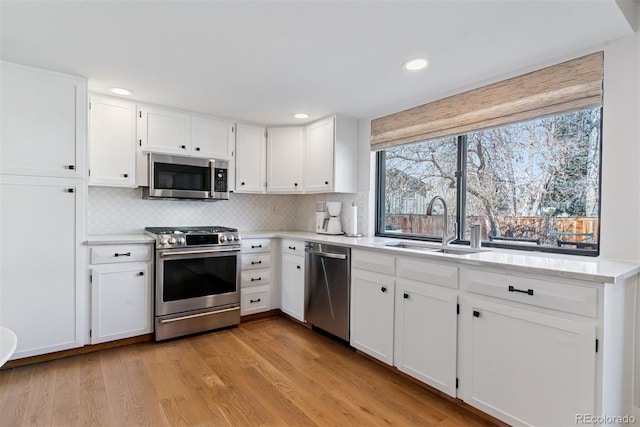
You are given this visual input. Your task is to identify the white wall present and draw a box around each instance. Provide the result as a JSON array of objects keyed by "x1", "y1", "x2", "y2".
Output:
[{"x1": 600, "y1": 32, "x2": 640, "y2": 262}]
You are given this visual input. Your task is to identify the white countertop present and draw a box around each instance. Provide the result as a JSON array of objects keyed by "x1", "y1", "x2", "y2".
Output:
[
  {"x1": 87, "y1": 231, "x2": 640, "y2": 284},
  {"x1": 243, "y1": 231, "x2": 640, "y2": 284},
  {"x1": 87, "y1": 234, "x2": 155, "y2": 245}
]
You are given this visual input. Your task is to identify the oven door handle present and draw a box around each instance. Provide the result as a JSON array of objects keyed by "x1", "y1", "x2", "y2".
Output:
[
  {"x1": 160, "y1": 306, "x2": 240, "y2": 324},
  {"x1": 159, "y1": 247, "x2": 241, "y2": 257}
]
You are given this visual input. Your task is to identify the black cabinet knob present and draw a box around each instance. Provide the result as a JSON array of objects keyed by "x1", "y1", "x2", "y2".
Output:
[
  {"x1": 195, "y1": 147, "x2": 201, "y2": 151},
  {"x1": 241, "y1": 182, "x2": 245, "y2": 186},
  {"x1": 67, "y1": 165, "x2": 75, "y2": 170},
  {"x1": 138, "y1": 272, "x2": 144, "y2": 276},
  {"x1": 123, "y1": 173, "x2": 128, "y2": 178},
  {"x1": 381, "y1": 286, "x2": 387, "y2": 293},
  {"x1": 66, "y1": 188, "x2": 75, "y2": 193},
  {"x1": 324, "y1": 181, "x2": 329, "y2": 185},
  {"x1": 180, "y1": 145, "x2": 186, "y2": 149},
  {"x1": 403, "y1": 293, "x2": 409, "y2": 299},
  {"x1": 296, "y1": 265, "x2": 301, "y2": 270}
]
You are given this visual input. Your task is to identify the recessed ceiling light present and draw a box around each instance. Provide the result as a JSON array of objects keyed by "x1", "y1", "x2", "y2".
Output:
[
  {"x1": 109, "y1": 87, "x2": 133, "y2": 96},
  {"x1": 403, "y1": 58, "x2": 429, "y2": 71},
  {"x1": 294, "y1": 113, "x2": 309, "y2": 119}
]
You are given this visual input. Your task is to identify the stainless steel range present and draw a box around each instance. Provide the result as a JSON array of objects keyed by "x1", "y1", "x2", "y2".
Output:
[{"x1": 144, "y1": 226, "x2": 241, "y2": 341}]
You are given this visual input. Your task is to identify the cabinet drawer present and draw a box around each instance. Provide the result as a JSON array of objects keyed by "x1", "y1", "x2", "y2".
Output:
[
  {"x1": 462, "y1": 268, "x2": 597, "y2": 317},
  {"x1": 352, "y1": 249, "x2": 395, "y2": 275},
  {"x1": 241, "y1": 239, "x2": 271, "y2": 254},
  {"x1": 241, "y1": 253, "x2": 271, "y2": 270},
  {"x1": 241, "y1": 285, "x2": 271, "y2": 316},
  {"x1": 397, "y1": 257, "x2": 458, "y2": 289},
  {"x1": 90, "y1": 244, "x2": 153, "y2": 264},
  {"x1": 282, "y1": 239, "x2": 304, "y2": 256},
  {"x1": 240, "y1": 269, "x2": 272, "y2": 287}
]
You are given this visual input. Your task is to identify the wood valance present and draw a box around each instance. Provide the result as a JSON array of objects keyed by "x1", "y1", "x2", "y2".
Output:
[{"x1": 370, "y1": 52, "x2": 603, "y2": 151}]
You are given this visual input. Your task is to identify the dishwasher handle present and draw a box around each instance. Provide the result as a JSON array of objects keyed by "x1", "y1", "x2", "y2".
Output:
[{"x1": 305, "y1": 248, "x2": 348, "y2": 260}]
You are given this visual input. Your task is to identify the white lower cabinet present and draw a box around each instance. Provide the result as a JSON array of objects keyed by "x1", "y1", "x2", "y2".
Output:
[
  {"x1": 350, "y1": 267, "x2": 395, "y2": 365},
  {"x1": 461, "y1": 297, "x2": 595, "y2": 426},
  {"x1": 281, "y1": 249, "x2": 305, "y2": 322},
  {"x1": 240, "y1": 238, "x2": 274, "y2": 317},
  {"x1": 89, "y1": 243, "x2": 153, "y2": 344},
  {"x1": 90, "y1": 262, "x2": 153, "y2": 344},
  {"x1": 394, "y1": 278, "x2": 457, "y2": 397}
]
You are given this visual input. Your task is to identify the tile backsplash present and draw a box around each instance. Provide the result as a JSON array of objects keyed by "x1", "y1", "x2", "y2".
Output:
[{"x1": 88, "y1": 187, "x2": 370, "y2": 235}]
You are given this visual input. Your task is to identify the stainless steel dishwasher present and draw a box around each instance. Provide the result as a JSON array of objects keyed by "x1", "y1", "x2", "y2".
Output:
[{"x1": 304, "y1": 242, "x2": 351, "y2": 341}]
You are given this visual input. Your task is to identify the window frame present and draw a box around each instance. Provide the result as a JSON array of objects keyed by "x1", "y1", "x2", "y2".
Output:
[{"x1": 375, "y1": 108, "x2": 603, "y2": 257}]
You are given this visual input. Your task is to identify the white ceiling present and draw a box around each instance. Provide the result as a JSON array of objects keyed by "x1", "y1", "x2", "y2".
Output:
[{"x1": 0, "y1": 1, "x2": 636, "y2": 125}]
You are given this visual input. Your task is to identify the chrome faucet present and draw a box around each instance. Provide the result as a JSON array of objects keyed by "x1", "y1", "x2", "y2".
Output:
[{"x1": 426, "y1": 195, "x2": 457, "y2": 246}]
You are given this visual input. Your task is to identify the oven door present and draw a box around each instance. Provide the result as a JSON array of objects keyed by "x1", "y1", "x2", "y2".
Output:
[{"x1": 155, "y1": 246, "x2": 240, "y2": 316}]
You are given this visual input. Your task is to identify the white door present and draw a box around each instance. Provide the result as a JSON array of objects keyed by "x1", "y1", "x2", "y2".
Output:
[
  {"x1": 1, "y1": 63, "x2": 85, "y2": 179},
  {"x1": 0, "y1": 177, "x2": 83, "y2": 359},
  {"x1": 461, "y1": 298, "x2": 596, "y2": 426},
  {"x1": 395, "y1": 278, "x2": 457, "y2": 397},
  {"x1": 304, "y1": 117, "x2": 334, "y2": 192},
  {"x1": 138, "y1": 105, "x2": 191, "y2": 154},
  {"x1": 191, "y1": 116, "x2": 234, "y2": 159},
  {"x1": 235, "y1": 123, "x2": 266, "y2": 193},
  {"x1": 350, "y1": 268, "x2": 395, "y2": 365},
  {"x1": 90, "y1": 262, "x2": 152, "y2": 344},
  {"x1": 281, "y1": 253, "x2": 305, "y2": 321},
  {"x1": 89, "y1": 96, "x2": 136, "y2": 187},
  {"x1": 267, "y1": 127, "x2": 303, "y2": 193}
]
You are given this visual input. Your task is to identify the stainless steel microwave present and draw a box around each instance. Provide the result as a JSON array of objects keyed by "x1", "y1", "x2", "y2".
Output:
[{"x1": 143, "y1": 153, "x2": 230, "y2": 201}]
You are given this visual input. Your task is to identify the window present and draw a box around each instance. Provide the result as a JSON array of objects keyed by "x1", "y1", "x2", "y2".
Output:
[{"x1": 377, "y1": 107, "x2": 602, "y2": 255}]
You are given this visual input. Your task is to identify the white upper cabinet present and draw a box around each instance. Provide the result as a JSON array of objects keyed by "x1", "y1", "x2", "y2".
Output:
[
  {"x1": 304, "y1": 115, "x2": 358, "y2": 193},
  {"x1": 191, "y1": 115, "x2": 235, "y2": 159},
  {"x1": 266, "y1": 126, "x2": 303, "y2": 193},
  {"x1": 137, "y1": 104, "x2": 191, "y2": 155},
  {"x1": 1, "y1": 62, "x2": 86, "y2": 179},
  {"x1": 235, "y1": 123, "x2": 266, "y2": 193},
  {"x1": 89, "y1": 95, "x2": 137, "y2": 187}
]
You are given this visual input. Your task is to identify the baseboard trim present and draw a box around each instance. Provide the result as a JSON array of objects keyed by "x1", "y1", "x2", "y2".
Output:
[{"x1": 1, "y1": 334, "x2": 153, "y2": 370}]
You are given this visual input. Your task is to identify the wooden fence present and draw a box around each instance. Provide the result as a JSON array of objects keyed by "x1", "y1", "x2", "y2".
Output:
[{"x1": 385, "y1": 214, "x2": 599, "y2": 246}]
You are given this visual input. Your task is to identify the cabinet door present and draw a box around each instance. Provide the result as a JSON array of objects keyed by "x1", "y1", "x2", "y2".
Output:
[
  {"x1": 395, "y1": 278, "x2": 457, "y2": 397},
  {"x1": 0, "y1": 177, "x2": 83, "y2": 359},
  {"x1": 266, "y1": 127, "x2": 303, "y2": 193},
  {"x1": 304, "y1": 117, "x2": 334, "y2": 192},
  {"x1": 461, "y1": 298, "x2": 596, "y2": 426},
  {"x1": 350, "y1": 268, "x2": 395, "y2": 365},
  {"x1": 1, "y1": 63, "x2": 86, "y2": 178},
  {"x1": 281, "y1": 253, "x2": 305, "y2": 322},
  {"x1": 235, "y1": 123, "x2": 266, "y2": 193},
  {"x1": 191, "y1": 116, "x2": 234, "y2": 159},
  {"x1": 138, "y1": 105, "x2": 191, "y2": 154},
  {"x1": 90, "y1": 262, "x2": 152, "y2": 344},
  {"x1": 89, "y1": 96, "x2": 136, "y2": 187}
]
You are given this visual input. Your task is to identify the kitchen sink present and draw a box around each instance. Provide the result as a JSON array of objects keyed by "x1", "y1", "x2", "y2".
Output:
[{"x1": 383, "y1": 242, "x2": 485, "y2": 255}]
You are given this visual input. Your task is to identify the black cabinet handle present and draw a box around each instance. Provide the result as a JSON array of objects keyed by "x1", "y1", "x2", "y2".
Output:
[
  {"x1": 250, "y1": 277, "x2": 262, "y2": 282},
  {"x1": 251, "y1": 260, "x2": 262, "y2": 265},
  {"x1": 250, "y1": 298, "x2": 261, "y2": 303},
  {"x1": 195, "y1": 147, "x2": 200, "y2": 151},
  {"x1": 180, "y1": 145, "x2": 186, "y2": 149},
  {"x1": 138, "y1": 272, "x2": 144, "y2": 276},
  {"x1": 251, "y1": 244, "x2": 262, "y2": 249},
  {"x1": 66, "y1": 188, "x2": 75, "y2": 193},
  {"x1": 380, "y1": 286, "x2": 387, "y2": 293},
  {"x1": 288, "y1": 246, "x2": 296, "y2": 250},
  {"x1": 67, "y1": 165, "x2": 75, "y2": 170},
  {"x1": 296, "y1": 265, "x2": 301, "y2": 270},
  {"x1": 508, "y1": 285, "x2": 534, "y2": 296},
  {"x1": 115, "y1": 252, "x2": 131, "y2": 257},
  {"x1": 403, "y1": 293, "x2": 409, "y2": 299},
  {"x1": 473, "y1": 310, "x2": 480, "y2": 317},
  {"x1": 123, "y1": 173, "x2": 129, "y2": 178}
]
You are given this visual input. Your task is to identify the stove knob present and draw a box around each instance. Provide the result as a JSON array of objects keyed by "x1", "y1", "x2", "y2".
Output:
[
  {"x1": 227, "y1": 235, "x2": 235, "y2": 242},
  {"x1": 177, "y1": 237, "x2": 185, "y2": 245},
  {"x1": 160, "y1": 238, "x2": 168, "y2": 245},
  {"x1": 169, "y1": 237, "x2": 177, "y2": 245},
  {"x1": 219, "y1": 235, "x2": 227, "y2": 243}
]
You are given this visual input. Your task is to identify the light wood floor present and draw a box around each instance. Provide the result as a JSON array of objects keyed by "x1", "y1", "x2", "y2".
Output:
[{"x1": 0, "y1": 316, "x2": 497, "y2": 426}]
